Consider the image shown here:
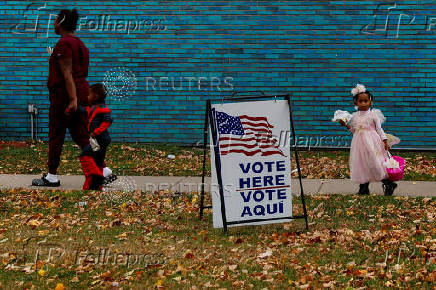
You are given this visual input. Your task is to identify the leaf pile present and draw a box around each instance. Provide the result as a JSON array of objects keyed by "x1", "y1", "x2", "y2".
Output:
[{"x1": 0, "y1": 189, "x2": 434, "y2": 288}]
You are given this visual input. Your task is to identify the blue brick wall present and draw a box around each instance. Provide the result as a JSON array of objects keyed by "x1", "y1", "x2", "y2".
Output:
[{"x1": 0, "y1": 1, "x2": 435, "y2": 149}]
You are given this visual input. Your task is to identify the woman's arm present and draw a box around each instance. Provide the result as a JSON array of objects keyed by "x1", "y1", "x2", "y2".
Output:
[{"x1": 59, "y1": 57, "x2": 77, "y2": 115}]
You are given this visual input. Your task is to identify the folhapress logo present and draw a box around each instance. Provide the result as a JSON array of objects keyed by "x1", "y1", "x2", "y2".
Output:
[{"x1": 10, "y1": 2, "x2": 166, "y2": 38}]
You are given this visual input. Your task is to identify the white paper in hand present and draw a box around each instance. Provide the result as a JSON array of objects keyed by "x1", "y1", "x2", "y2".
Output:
[
  {"x1": 332, "y1": 110, "x2": 352, "y2": 123},
  {"x1": 90, "y1": 137, "x2": 100, "y2": 152}
]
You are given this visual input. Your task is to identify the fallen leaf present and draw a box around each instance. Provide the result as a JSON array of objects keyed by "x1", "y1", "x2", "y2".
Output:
[
  {"x1": 55, "y1": 283, "x2": 65, "y2": 290},
  {"x1": 71, "y1": 277, "x2": 79, "y2": 283},
  {"x1": 38, "y1": 269, "x2": 45, "y2": 277},
  {"x1": 258, "y1": 249, "x2": 273, "y2": 259}
]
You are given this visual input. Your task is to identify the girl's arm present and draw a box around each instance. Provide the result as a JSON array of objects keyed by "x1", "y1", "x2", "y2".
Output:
[
  {"x1": 339, "y1": 120, "x2": 354, "y2": 133},
  {"x1": 374, "y1": 115, "x2": 389, "y2": 150},
  {"x1": 374, "y1": 116, "x2": 387, "y2": 140}
]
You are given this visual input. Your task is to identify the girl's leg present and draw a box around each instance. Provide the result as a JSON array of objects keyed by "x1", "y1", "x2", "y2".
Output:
[
  {"x1": 358, "y1": 182, "x2": 370, "y2": 195},
  {"x1": 382, "y1": 179, "x2": 397, "y2": 196}
]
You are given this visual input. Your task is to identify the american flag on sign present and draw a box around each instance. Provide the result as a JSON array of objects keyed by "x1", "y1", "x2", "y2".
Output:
[{"x1": 214, "y1": 110, "x2": 285, "y2": 157}]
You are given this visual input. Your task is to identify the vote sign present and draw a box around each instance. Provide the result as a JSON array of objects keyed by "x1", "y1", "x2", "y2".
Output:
[{"x1": 210, "y1": 100, "x2": 292, "y2": 228}]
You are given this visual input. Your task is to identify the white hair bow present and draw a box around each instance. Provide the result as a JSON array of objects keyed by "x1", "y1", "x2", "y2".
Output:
[{"x1": 351, "y1": 84, "x2": 366, "y2": 96}]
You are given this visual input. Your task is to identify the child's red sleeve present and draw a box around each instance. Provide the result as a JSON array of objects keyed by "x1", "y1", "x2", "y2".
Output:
[{"x1": 93, "y1": 121, "x2": 112, "y2": 135}]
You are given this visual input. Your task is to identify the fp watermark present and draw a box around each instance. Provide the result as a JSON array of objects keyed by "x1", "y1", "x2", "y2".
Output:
[
  {"x1": 10, "y1": 2, "x2": 166, "y2": 38},
  {"x1": 14, "y1": 238, "x2": 166, "y2": 269},
  {"x1": 360, "y1": 2, "x2": 436, "y2": 38}
]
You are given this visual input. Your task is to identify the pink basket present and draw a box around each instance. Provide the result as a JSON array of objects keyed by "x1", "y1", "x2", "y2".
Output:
[{"x1": 385, "y1": 154, "x2": 405, "y2": 181}]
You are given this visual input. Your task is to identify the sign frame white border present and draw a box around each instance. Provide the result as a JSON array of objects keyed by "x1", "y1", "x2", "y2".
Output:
[{"x1": 199, "y1": 94, "x2": 309, "y2": 233}]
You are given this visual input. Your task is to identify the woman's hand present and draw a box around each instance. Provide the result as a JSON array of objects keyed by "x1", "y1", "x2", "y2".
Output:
[
  {"x1": 65, "y1": 100, "x2": 77, "y2": 116},
  {"x1": 384, "y1": 139, "x2": 390, "y2": 151}
]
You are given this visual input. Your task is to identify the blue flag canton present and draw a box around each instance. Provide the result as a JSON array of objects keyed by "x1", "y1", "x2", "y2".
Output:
[{"x1": 216, "y1": 111, "x2": 245, "y2": 135}]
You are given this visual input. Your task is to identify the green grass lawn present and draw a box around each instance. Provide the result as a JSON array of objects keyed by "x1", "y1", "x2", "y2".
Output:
[
  {"x1": 0, "y1": 189, "x2": 434, "y2": 288},
  {"x1": 0, "y1": 141, "x2": 435, "y2": 181}
]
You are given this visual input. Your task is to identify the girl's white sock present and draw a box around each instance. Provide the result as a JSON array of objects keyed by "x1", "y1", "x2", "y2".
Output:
[
  {"x1": 103, "y1": 167, "x2": 112, "y2": 178},
  {"x1": 46, "y1": 173, "x2": 58, "y2": 183}
]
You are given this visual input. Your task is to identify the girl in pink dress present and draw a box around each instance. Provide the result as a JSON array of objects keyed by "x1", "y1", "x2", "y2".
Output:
[{"x1": 338, "y1": 84, "x2": 398, "y2": 196}]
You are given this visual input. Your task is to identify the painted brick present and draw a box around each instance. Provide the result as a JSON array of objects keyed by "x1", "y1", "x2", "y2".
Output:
[{"x1": 0, "y1": 1, "x2": 435, "y2": 148}]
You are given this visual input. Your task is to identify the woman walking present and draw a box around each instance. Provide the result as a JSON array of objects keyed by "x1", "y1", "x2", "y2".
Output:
[{"x1": 32, "y1": 9, "x2": 103, "y2": 190}]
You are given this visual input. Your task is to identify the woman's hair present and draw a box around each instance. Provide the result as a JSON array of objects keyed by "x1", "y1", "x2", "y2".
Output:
[
  {"x1": 353, "y1": 90, "x2": 374, "y2": 103},
  {"x1": 57, "y1": 9, "x2": 79, "y2": 31},
  {"x1": 90, "y1": 83, "x2": 107, "y2": 103}
]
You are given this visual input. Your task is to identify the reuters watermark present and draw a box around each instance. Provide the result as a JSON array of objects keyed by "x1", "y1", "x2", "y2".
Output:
[{"x1": 145, "y1": 76, "x2": 234, "y2": 91}]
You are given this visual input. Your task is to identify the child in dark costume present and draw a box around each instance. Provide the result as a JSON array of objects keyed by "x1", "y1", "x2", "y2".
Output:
[{"x1": 85, "y1": 84, "x2": 117, "y2": 187}]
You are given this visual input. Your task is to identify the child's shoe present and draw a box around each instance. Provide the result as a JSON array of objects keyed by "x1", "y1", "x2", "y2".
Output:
[
  {"x1": 103, "y1": 174, "x2": 118, "y2": 186},
  {"x1": 358, "y1": 182, "x2": 370, "y2": 195},
  {"x1": 382, "y1": 179, "x2": 397, "y2": 196},
  {"x1": 89, "y1": 175, "x2": 105, "y2": 190}
]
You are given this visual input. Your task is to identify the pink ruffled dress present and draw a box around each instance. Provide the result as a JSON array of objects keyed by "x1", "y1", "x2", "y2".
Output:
[{"x1": 348, "y1": 109, "x2": 389, "y2": 184}]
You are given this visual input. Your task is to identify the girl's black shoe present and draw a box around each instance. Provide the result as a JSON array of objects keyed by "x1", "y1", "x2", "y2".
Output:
[
  {"x1": 358, "y1": 182, "x2": 370, "y2": 195},
  {"x1": 382, "y1": 179, "x2": 397, "y2": 196}
]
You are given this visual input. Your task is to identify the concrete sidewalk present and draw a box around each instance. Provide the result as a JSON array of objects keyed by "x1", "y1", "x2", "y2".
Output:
[{"x1": 0, "y1": 174, "x2": 435, "y2": 197}]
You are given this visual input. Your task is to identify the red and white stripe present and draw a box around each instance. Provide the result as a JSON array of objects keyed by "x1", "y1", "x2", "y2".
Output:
[{"x1": 219, "y1": 115, "x2": 285, "y2": 157}]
